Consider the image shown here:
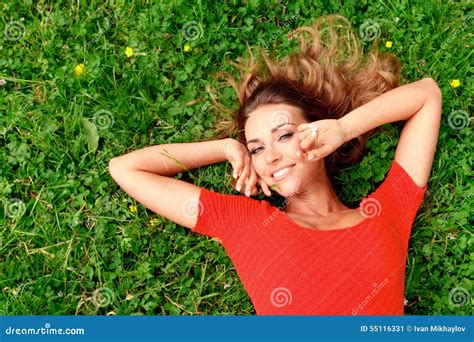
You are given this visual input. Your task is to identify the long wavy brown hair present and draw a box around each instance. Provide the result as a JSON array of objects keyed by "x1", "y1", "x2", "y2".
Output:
[{"x1": 207, "y1": 14, "x2": 401, "y2": 189}]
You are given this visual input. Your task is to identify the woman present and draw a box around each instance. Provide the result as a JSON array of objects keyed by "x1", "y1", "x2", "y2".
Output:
[{"x1": 108, "y1": 15, "x2": 442, "y2": 315}]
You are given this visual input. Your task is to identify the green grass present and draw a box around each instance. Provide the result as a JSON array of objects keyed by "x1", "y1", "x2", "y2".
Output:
[{"x1": 1, "y1": 0, "x2": 472, "y2": 315}]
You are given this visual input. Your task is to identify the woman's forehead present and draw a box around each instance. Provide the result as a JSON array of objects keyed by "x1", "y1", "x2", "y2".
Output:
[{"x1": 245, "y1": 104, "x2": 304, "y2": 138}]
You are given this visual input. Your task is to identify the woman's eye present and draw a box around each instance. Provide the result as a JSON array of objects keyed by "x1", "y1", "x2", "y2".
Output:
[
  {"x1": 250, "y1": 133, "x2": 294, "y2": 155},
  {"x1": 280, "y1": 133, "x2": 293, "y2": 140}
]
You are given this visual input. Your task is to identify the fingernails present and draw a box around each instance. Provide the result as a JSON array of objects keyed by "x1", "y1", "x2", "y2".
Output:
[
  {"x1": 233, "y1": 171, "x2": 238, "y2": 179},
  {"x1": 236, "y1": 184, "x2": 241, "y2": 191},
  {"x1": 308, "y1": 154, "x2": 314, "y2": 160},
  {"x1": 296, "y1": 150, "x2": 301, "y2": 157},
  {"x1": 245, "y1": 190, "x2": 250, "y2": 197}
]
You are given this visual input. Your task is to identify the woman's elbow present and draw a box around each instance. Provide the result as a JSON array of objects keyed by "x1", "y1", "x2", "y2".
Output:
[
  {"x1": 108, "y1": 157, "x2": 126, "y2": 180},
  {"x1": 423, "y1": 77, "x2": 442, "y2": 100}
]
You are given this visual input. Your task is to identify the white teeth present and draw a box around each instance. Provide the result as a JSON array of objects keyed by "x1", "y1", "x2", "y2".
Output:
[{"x1": 273, "y1": 167, "x2": 290, "y2": 178}]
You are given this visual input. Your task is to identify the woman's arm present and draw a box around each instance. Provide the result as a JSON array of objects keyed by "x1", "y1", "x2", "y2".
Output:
[
  {"x1": 109, "y1": 138, "x2": 230, "y2": 230},
  {"x1": 111, "y1": 138, "x2": 230, "y2": 175},
  {"x1": 338, "y1": 77, "x2": 442, "y2": 188}
]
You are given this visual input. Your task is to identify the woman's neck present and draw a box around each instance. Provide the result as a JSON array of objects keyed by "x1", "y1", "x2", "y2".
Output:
[{"x1": 284, "y1": 170, "x2": 348, "y2": 219}]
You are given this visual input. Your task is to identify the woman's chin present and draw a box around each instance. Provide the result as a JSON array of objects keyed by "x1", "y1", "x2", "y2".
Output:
[{"x1": 271, "y1": 177, "x2": 301, "y2": 197}]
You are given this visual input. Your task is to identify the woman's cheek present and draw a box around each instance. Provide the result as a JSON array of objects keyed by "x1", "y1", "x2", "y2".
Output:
[
  {"x1": 252, "y1": 161, "x2": 265, "y2": 180},
  {"x1": 250, "y1": 159, "x2": 259, "y2": 174}
]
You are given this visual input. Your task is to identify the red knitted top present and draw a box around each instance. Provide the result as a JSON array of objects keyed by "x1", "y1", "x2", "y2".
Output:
[{"x1": 192, "y1": 160, "x2": 428, "y2": 315}]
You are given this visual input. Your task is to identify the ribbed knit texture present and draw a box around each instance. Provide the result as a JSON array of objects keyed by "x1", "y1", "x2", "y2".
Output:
[{"x1": 192, "y1": 160, "x2": 428, "y2": 315}]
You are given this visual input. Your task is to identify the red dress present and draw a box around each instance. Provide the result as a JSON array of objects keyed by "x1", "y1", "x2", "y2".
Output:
[{"x1": 192, "y1": 160, "x2": 428, "y2": 315}]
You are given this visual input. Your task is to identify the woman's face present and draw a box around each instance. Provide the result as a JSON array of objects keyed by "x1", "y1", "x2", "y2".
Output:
[{"x1": 245, "y1": 104, "x2": 321, "y2": 197}]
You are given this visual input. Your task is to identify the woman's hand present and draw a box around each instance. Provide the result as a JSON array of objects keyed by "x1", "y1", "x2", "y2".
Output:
[
  {"x1": 223, "y1": 138, "x2": 272, "y2": 197},
  {"x1": 296, "y1": 119, "x2": 348, "y2": 162}
]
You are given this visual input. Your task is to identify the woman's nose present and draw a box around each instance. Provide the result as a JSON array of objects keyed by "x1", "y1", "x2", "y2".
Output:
[{"x1": 265, "y1": 146, "x2": 281, "y2": 164}]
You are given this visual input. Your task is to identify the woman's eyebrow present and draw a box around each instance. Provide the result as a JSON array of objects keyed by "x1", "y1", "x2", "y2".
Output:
[{"x1": 246, "y1": 123, "x2": 296, "y2": 145}]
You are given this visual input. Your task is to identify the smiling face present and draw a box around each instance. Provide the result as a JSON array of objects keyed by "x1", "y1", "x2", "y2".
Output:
[{"x1": 245, "y1": 103, "x2": 324, "y2": 197}]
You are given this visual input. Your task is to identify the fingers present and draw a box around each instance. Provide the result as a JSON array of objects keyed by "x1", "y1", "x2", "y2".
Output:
[
  {"x1": 244, "y1": 167, "x2": 258, "y2": 197},
  {"x1": 235, "y1": 156, "x2": 250, "y2": 192},
  {"x1": 297, "y1": 122, "x2": 315, "y2": 131},
  {"x1": 232, "y1": 159, "x2": 244, "y2": 180},
  {"x1": 295, "y1": 148, "x2": 307, "y2": 163},
  {"x1": 232, "y1": 157, "x2": 271, "y2": 198},
  {"x1": 298, "y1": 124, "x2": 317, "y2": 140},
  {"x1": 297, "y1": 123, "x2": 324, "y2": 162},
  {"x1": 246, "y1": 165, "x2": 271, "y2": 198},
  {"x1": 298, "y1": 127, "x2": 318, "y2": 151},
  {"x1": 235, "y1": 156, "x2": 257, "y2": 197},
  {"x1": 258, "y1": 179, "x2": 272, "y2": 196},
  {"x1": 305, "y1": 144, "x2": 335, "y2": 161}
]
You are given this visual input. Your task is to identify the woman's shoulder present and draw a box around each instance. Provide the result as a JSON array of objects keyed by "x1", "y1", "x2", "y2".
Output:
[{"x1": 358, "y1": 159, "x2": 428, "y2": 221}]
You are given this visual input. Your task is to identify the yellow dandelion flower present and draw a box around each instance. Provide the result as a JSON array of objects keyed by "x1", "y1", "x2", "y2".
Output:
[
  {"x1": 125, "y1": 47, "x2": 134, "y2": 57},
  {"x1": 183, "y1": 44, "x2": 191, "y2": 52},
  {"x1": 450, "y1": 79, "x2": 460, "y2": 88},
  {"x1": 149, "y1": 218, "x2": 159, "y2": 226},
  {"x1": 129, "y1": 204, "x2": 137, "y2": 213},
  {"x1": 385, "y1": 41, "x2": 393, "y2": 48},
  {"x1": 75, "y1": 63, "x2": 85, "y2": 76}
]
